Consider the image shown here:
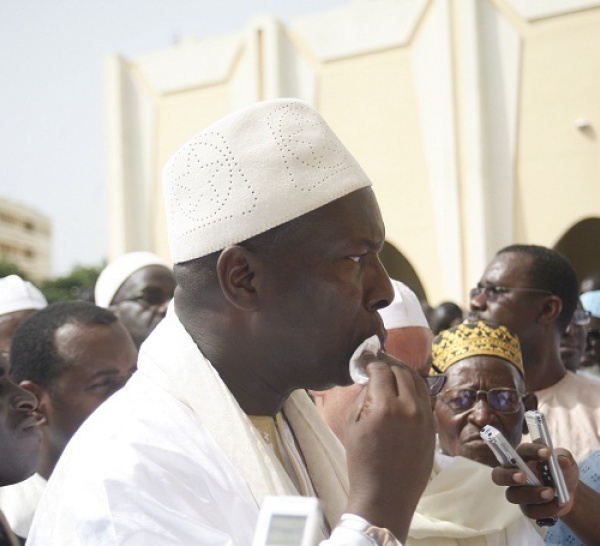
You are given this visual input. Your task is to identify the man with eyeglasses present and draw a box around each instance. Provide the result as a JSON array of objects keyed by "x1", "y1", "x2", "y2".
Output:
[
  {"x1": 94, "y1": 251, "x2": 175, "y2": 349},
  {"x1": 428, "y1": 320, "x2": 544, "y2": 545},
  {"x1": 579, "y1": 289, "x2": 600, "y2": 376},
  {"x1": 559, "y1": 305, "x2": 600, "y2": 382},
  {"x1": 470, "y1": 244, "x2": 600, "y2": 461}
]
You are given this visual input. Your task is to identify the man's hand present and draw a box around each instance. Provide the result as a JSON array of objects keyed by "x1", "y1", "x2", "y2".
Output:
[
  {"x1": 491, "y1": 443, "x2": 579, "y2": 520},
  {"x1": 343, "y1": 351, "x2": 436, "y2": 542}
]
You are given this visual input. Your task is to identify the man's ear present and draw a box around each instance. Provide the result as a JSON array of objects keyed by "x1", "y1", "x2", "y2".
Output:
[
  {"x1": 521, "y1": 392, "x2": 538, "y2": 434},
  {"x1": 216, "y1": 246, "x2": 259, "y2": 311},
  {"x1": 19, "y1": 380, "x2": 49, "y2": 426},
  {"x1": 538, "y1": 295, "x2": 563, "y2": 326}
]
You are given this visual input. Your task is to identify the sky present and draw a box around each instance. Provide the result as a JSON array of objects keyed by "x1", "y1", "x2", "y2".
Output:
[{"x1": 0, "y1": 0, "x2": 349, "y2": 276}]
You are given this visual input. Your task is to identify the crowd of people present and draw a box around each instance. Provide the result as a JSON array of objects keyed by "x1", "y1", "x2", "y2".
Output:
[{"x1": 1, "y1": 98, "x2": 599, "y2": 545}]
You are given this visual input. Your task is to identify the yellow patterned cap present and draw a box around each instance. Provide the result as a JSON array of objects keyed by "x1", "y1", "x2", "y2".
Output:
[{"x1": 432, "y1": 320, "x2": 524, "y2": 377}]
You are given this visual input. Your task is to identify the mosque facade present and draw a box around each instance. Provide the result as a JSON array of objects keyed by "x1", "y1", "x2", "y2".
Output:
[{"x1": 104, "y1": 0, "x2": 600, "y2": 305}]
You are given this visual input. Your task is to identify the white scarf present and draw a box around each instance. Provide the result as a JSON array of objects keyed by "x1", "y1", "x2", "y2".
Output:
[
  {"x1": 407, "y1": 456, "x2": 545, "y2": 546},
  {"x1": 137, "y1": 306, "x2": 349, "y2": 531}
]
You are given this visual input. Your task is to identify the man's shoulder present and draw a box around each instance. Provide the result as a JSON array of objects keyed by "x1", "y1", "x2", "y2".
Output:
[{"x1": 562, "y1": 371, "x2": 600, "y2": 399}]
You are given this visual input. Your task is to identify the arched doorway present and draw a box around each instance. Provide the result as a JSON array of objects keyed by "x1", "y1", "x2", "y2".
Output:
[
  {"x1": 380, "y1": 241, "x2": 427, "y2": 302},
  {"x1": 554, "y1": 217, "x2": 600, "y2": 283}
]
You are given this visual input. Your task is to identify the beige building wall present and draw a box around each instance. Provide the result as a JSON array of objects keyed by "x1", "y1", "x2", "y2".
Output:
[
  {"x1": 105, "y1": 0, "x2": 600, "y2": 306},
  {"x1": 0, "y1": 198, "x2": 52, "y2": 280}
]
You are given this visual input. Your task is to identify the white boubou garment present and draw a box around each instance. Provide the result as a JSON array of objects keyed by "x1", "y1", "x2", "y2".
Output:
[
  {"x1": 407, "y1": 454, "x2": 545, "y2": 546},
  {"x1": 27, "y1": 306, "x2": 375, "y2": 545}
]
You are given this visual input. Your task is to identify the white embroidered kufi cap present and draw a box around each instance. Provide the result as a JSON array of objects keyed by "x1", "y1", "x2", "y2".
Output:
[
  {"x1": 95, "y1": 251, "x2": 169, "y2": 308},
  {"x1": 163, "y1": 98, "x2": 372, "y2": 263},
  {"x1": 0, "y1": 275, "x2": 48, "y2": 316},
  {"x1": 379, "y1": 279, "x2": 429, "y2": 330}
]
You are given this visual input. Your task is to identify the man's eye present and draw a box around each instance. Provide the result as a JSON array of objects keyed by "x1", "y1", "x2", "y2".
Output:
[
  {"x1": 87, "y1": 379, "x2": 114, "y2": 391},
  {"x1": 490, "y1": 286, "x2": 507, "y2": 294},
  {"x1": 348, "y1": 255, "x2": 366, "y2": 264}
]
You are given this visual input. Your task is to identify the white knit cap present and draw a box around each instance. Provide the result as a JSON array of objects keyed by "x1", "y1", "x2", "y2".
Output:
[
  {"x1": 163, "y1": 98, "x2": 372, "y2": 263},
  {"x1": 94, "y1": 252, "x2": 169, "y2": 308},
  {"x1": 0, "y1": 275, "x2": 47, "y2": 316},
  {"x1": 379, "y1": 279, "x2": 429, "y2": 330}
]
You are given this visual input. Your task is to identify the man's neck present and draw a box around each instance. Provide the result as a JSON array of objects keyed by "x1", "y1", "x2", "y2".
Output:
[
  {"x1": 522, "y1": 340, "x2": 567, "y2": 392},
  {"x1": 37, "y1": 441, "x2": 59, "y2": 481}
]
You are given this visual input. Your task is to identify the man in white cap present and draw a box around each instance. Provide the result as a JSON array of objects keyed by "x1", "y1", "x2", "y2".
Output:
[
  {"x1": 28, "y1": 99, "x2": 435, "y2": 545},
  {"x1": 0, "y1": 275, "x2": 47, "y2": 358},
  {"x1": 94, "y1": 251, "x2": 175, "y2": 348}
]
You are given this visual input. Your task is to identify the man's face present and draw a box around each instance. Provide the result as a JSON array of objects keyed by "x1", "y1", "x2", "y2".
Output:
[
  {"x1": 40, "y1": 321, "x2": 137, "y2": 455},
  {"x1": 560, "y1": 318, "x2": 588, "y2": 372},
  {"x1": 313, "y1": 326, "x2": 432, "y2": 445},
  {"x1": 253, "y1": 187, "x2": 393, "y2": 392},
  {"x1": 0, "y1": 309, "x2": 38, "y2": 357},
  {"x1": 580, "y1": 315, "x2": 600, "y2": 369},
  {"x1": 0, "y1": 355, "x2": 41, "y2": 486},
  {"x1": 434, "y1": 357, "x2": 527, "y2": 467},
  {"x1": 470, "y1": 252, "x2": 544, "y2": 349},
  {"x1": 110, "y1": 265, "x2": 175, "y2": 348}
]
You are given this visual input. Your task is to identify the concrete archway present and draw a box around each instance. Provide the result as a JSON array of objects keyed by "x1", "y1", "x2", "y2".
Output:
[
  {"x1": 380, "y1": 241, "x2": 427, "y2": 302},
  {"x1": 554, "y1": 217, "x2": 600, "y2": 283}
]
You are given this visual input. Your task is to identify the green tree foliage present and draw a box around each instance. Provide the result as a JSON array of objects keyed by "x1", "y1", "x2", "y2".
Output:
[
  {"x1": 0, "y1": 257, "x2": 104, "y2": 304},
  {"x1": 0, "y1": 257, "x2": 29, "y2": 280},
  {"x1": 39, "y1": 264, "x2": 104, "y2": 304}
]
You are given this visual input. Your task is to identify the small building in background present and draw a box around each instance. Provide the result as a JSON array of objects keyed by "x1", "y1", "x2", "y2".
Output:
[{"x1": 0, "y1": 198, "x2": 52, "y2": 281}]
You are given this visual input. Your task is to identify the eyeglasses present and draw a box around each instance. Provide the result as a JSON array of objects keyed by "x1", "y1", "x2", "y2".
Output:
[
  {"x1": 425, "y1": 374, "x2": 447, "y2": 396},
  {"x1": 438, "y1": 388, "x2": 523, "y2": 414},
  {"x1": 470, "y1": 286, "x2": 553, "y2": 302},
  {"x1": 587, "y1": 329, "x2": 600, "y2": 348},
  {"x1": 571, "y1": 309, "x2": 591, "y2": 326},
  {"x1": 112, "y1": 287, "x2": 172, "y2": 308}
]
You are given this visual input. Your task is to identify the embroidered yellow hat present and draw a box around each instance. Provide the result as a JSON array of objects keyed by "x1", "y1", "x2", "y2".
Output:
[{"x1": 432, "y1": 320, "x2": 524, "y2": 377}]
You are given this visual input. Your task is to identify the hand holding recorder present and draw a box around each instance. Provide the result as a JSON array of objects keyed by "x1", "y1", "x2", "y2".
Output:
[{"x1": 483, "y1": 410, "x2": 572, "y2": 527}]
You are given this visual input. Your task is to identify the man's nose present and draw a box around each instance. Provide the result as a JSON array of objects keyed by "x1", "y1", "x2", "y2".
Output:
[
  {"x1": 467, "y1": 398, "x2": 495, "y2": 427},
  {"x1": 366, "y1": 257, "x2": 394, "y2": 312},
  {"x1": 157, "y1": 298, "x2": 171, "y2": 315},
  {"x1": 470, "y1": 291, "x2": 487, "y2": 312}
]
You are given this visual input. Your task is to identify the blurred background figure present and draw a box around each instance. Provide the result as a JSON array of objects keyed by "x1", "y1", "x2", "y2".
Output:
[
  {"x1": 580, "y1": 270, "x2": 600, "y2": 295},
  {"x1": 559, "y1": 303, "x2": 600, "y2": 381},
  {"x1": 579, "y1": 289, "x2": 600, "y2": 376},
  {"x1": 94, "y1": 252, "x2": 175, "y2": 349},
  {"x1": 0, "y1": 276, "x2": 47, "y2": 360},
  {"x1": 0, "y1": 352, "x2": 41, "y2": 545},
  {"x1": 428, "y1": 301, "x2": 464, "y2": 335},
  {"x1": 0, "y1": 301, "x2": 137, "y2": 540}
]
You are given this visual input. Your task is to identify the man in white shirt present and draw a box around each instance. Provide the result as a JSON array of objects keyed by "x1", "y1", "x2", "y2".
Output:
[
  {"x1": 470, "y1": 245, "x2": 600, "y2": 461},
  {"x1": 0, "y1": 301, "x2": 137, "y2": 539},
  {"x1": 28, "y1": 99, "x2": 436, "y2": 545}
]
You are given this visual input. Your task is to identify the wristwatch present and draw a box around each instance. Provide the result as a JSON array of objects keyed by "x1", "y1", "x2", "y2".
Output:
[{"x1": 337, "y1": 514, "x2": 402, "y2": 546}]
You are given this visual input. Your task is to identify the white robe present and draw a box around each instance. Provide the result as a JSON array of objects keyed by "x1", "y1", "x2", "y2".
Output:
[
  {"x1": 26, "y1": 308, "x2": 375, "y2": 545},
  {"x1": 407, "y1": 454, "x2": 545, "y2": 546},
  {"x1": 0, "y1": 473, "x2": 46, "y2": 539}
]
